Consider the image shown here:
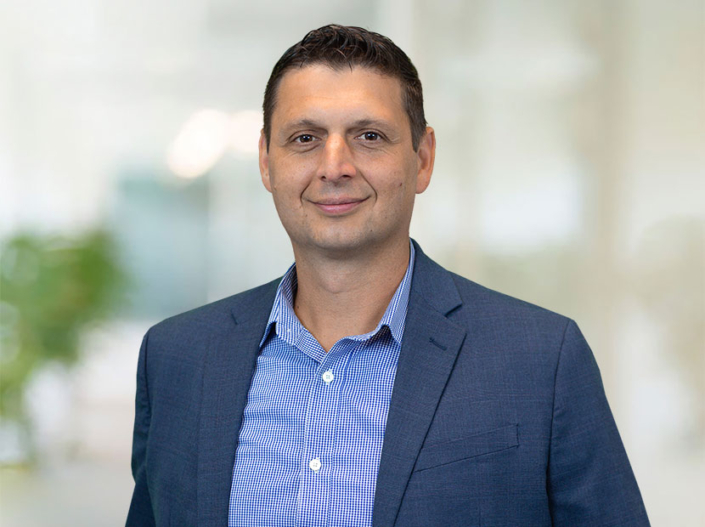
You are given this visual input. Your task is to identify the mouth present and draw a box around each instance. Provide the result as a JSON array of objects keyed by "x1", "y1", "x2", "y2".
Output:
[{"x1": 310, "y1": 197, "x2": 369, "y2": 215}]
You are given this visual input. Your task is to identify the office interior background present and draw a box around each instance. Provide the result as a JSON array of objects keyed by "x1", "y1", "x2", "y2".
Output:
[{"x1": 0, "y1": 0, "x2": 703, "y2": 524}]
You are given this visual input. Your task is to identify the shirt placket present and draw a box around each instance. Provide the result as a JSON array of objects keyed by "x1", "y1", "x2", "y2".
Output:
[{"x1": 297, "y1": 337, "x2": 355, "y2": 527}]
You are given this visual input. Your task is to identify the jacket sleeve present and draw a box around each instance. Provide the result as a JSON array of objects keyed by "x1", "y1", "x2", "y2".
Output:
[
  {"x1": 126, "y1": 331, "x2": 156, "y2": 527},
  {"x1": 547, "y1": 320, "x2": 650, "y2": 526}
]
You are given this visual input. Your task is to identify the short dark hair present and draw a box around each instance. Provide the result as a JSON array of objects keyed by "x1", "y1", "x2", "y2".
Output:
[{"x1": 263, "y1": 24, "x2": 427, "y2": 151}]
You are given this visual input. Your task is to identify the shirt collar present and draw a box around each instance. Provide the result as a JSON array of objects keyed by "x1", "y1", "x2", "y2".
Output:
[{"x1": 260, "y1": 240, "x2": 416, "y2": 349}]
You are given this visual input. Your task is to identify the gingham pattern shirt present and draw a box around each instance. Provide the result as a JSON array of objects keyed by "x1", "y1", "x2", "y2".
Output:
[{"x1": 228, "y1": 243, "x2": 415, "y2": 527}]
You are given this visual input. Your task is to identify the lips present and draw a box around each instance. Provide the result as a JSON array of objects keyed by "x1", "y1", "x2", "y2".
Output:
[{"x1": 310, "y1": 197, "x2": 368, "y2": 215}]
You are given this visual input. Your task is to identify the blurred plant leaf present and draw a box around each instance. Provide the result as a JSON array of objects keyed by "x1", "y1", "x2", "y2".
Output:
[{"x1": 0, "y1": 230, "x2": 126, "y2": 419}]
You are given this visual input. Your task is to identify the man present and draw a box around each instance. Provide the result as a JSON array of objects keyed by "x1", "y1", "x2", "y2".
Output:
[{"x1": 127, "y1": 25, "x2": 650, "y2": 526}]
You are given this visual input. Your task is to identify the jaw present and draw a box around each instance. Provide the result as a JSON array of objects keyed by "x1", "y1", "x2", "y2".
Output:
[{"x1": 288, "y1": 208, "x2": 414, "y2": 262}]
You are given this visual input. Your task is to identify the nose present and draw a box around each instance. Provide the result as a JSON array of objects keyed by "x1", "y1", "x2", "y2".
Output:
[{"x1": 317, "y1": 134, "x2": 357, "y2": 182}]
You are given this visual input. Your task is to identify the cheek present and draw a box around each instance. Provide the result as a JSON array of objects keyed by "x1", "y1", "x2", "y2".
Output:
[
  {"x1": 270, "y1": 178, "x2": 307, "y2": 218},
  {"x1": 387, "y1": 168, "x2": 416, "y2": 196},
  {"x1": 269, "y1": 159, "x2": 316, "y2": 198},
  {"x1": 374, "y1": 173, "x2": 415, "y2": 215}
]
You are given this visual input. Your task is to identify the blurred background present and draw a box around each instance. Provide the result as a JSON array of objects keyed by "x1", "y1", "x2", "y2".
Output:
[{"x1": 0, "y1": 0, "x2": 703, "y2": 524}]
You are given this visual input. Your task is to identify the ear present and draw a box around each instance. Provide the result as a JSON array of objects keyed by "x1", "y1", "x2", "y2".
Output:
[
  {"x1": 259, "y1": 130, "x2": 272, "y2": 193},
  {"x1": 415, "y1": 126, "x2": 436, "y2": 194}
]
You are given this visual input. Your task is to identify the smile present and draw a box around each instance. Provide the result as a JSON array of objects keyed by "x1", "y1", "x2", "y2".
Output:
[{"x1": 310, "y1": 197, "x2": 369, "y2": 215}]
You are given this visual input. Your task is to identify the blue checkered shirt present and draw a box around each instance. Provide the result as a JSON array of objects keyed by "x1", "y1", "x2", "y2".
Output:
[{"x1": 228, "y1": 243, "x2": 415, "y2": 527}]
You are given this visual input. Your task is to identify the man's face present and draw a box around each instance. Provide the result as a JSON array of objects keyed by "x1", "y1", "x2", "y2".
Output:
[{"x1": 260, "y1": 64, "x2": 435, "y2": 258}]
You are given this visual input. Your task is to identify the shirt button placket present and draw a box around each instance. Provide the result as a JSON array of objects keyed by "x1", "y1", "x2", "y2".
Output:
[{"x1": 299, "y1": 352, "x2": 345, "y2": 526}]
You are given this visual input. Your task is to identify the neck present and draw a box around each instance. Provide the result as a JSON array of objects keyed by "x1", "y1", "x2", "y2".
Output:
[{"x1": 292, "y1": 237, "x2": 411, "y2": 352}]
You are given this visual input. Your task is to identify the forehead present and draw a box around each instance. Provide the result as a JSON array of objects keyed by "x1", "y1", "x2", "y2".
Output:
[{"x1": 271, "y1": 64, "x2": 406, "y2": 128}]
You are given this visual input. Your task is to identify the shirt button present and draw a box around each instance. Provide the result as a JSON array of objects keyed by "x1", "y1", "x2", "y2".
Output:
[
  {"x1": 322, "y1": 370, "x2": 334, "y2": 384},
  {"x1": 309, "y1": 458, "x2": 321, "y2": 472}
]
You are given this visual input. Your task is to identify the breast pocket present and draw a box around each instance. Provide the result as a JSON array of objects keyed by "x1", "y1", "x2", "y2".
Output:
[{"x1": 414, "y1": 423, "x2": 519, "y2": 472}]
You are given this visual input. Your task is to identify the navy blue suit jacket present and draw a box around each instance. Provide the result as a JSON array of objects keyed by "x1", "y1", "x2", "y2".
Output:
[{"x1": 127, "y1": 241, "x2": 650, "y2": 526}]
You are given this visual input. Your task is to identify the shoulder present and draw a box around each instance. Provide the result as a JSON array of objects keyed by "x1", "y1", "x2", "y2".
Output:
[
  {"x1": 144, "y1": 277, "x2": 280, "y2": 347},
  {"x1": 423, "y1": 264, "x2": 579, "y2": 400},
  {"x1": 449, "y1": 270, "x2": 570, "y2": 332},
  {"x1": 449, "y1": 269, "x2": 573, "y2": 357},
  {"x1": 412, "y1": 243, "x2": 571, "y2": 340},
  {"x1": 412, "y1": 249, "x2": 574, "y2": 362}
]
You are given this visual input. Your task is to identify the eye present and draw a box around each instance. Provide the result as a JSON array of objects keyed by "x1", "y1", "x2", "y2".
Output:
[
  {"x1": 294, "y1": 134, "x2": 315, "y2": 144},
  {"x1": 359, "y1": 131, "x2": 381, "y2": 141}
]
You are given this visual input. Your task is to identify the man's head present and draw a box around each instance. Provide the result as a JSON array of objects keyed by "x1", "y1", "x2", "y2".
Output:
[
  {"x1": 259, "y1": 25, "x2": 435, "y2": 258},
  {"x1": 263, "y1": 24, "x2": 426, "y2": 152}
]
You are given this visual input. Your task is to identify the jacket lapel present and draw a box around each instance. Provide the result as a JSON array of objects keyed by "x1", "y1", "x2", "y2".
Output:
[
  {"x1": 196, "y1": 280, "x2": 279, "y2": 526},
  {"x1": 373, "y1": 242, "x2": 467, "y2": 527}
]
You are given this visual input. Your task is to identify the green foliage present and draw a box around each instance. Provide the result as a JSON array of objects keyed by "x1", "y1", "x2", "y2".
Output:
[{"x1": 0, "y1": 230, "x2": 126, "y2": 419}]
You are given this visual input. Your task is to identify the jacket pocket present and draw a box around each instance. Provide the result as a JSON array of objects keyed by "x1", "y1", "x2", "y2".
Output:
[{"x1": 414, "y1": 423, "x2": 519, "y2": 472}]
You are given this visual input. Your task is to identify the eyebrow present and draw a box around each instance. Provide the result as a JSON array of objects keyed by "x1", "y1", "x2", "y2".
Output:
[
  {"x1": 283, "y1": 119, "x2": 320, "y2": 131},
  {"x1": 348, "y1": 118, "x2": 395, "y2": 131}
]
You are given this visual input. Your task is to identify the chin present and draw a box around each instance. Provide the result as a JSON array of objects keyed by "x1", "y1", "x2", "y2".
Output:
[
  {"x1": 300, "y1": 230, "x2": 398, "y2": 258},
  {"x1": 311, "y1": 236, "x2": 367, "y2": 255}
]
